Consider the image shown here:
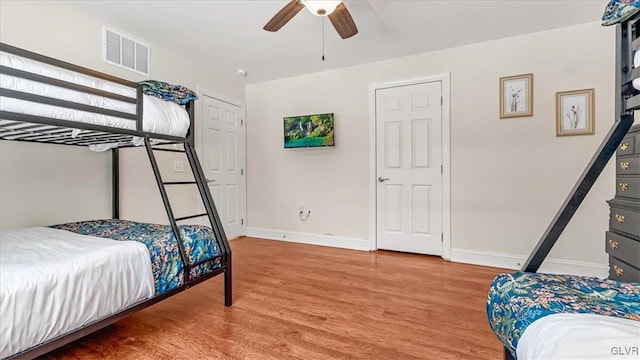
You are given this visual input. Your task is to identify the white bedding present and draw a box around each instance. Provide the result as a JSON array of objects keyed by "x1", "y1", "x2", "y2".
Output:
[
  {"x1": 517, "y1": 313, "x2": 640, "y2": 360},
  {"x1": 0, "y1": 227, "x2": 154, "y2": 358},
  {"x1": 634, "y1": 50, "x2": 640, "y2": 90},
  {"x1": 0, "y1": 51, "x2": 190, "y2": 144}
]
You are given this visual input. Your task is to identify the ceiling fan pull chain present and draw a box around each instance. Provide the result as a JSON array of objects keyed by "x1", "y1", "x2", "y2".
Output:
[{"x1": 322, "y1": 17, "x2": 325, "y2": 61}]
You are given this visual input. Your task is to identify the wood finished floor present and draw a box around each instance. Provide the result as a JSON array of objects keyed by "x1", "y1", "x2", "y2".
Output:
[{"x1": 44, "y1": 237, "x2": 507, "y2": 359}]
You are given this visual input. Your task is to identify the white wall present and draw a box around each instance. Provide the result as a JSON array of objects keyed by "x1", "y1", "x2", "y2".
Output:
[
  {"x1": 246, "y1": 21, "x2": 617, "y2": 274},
  {"x1": 0, "y1": 0, "x2": 244, "y2": 227},
  {"x1": 0, "y1": 141, "x2": 111, "y2": 228},
  {"x1": 0, "y1": 1, "x2": 621, "y2": 275}
]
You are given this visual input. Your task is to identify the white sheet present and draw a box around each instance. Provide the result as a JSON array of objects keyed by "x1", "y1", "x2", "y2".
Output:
[
  {"x1": 0, "y1": 51, "x2": 190, "y2": 143},
  {"x1": 0, "y1": 227, "x2": 154, "y2": 358},
  {"x1": 634, "y1": 50, "x2": 640, "y2": 90},
  {"x1": 517, "y1": 313, "x2": 640, "y2": 360}
]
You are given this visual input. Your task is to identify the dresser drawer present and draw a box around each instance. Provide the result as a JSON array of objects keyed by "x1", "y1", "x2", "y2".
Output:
[
  {"x1": 617, "y1": 135, "x2": 636, "y2": 156},
  {"x1": 605, "y1": 231, "x2": 640, "y2": 267},
  {"x1": 616, "y1": 176, "x2": 640, "y2": 200},
  {"x1": 616, "y1": 155, "x2": 640, "y2": 175},
  {"x1": 608, "y1": 256, "x2": 640, "y2": 282},
  {"x1": 609, "y1": 205, "x2": 640, "y2": 239}
]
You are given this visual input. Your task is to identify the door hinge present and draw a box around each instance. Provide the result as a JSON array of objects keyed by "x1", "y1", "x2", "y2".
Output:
[
  {"x1": 241, "y1": 168, "x2": 244, "y2": 175},
  {"x1": 241, "y1": 218, "x2": 244, "y2": 225},
  {"x1": 441, "y1": 96, "x2": 443, "y2": 105},
  {"x1": 241, "y1": 118, "x2": 244, "y2": 126},
  {"x1": 441, "y1": 165, "x2": 443, "y2": 174},
  {"x1": 441, "y1": 233, "x2": 444, "y2": 242}
]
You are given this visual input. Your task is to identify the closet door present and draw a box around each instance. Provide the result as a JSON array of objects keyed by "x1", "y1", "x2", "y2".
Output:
[
  {"x1": 375, "y1": 81, "x2": 443, "y2": 255},
  {"x1": 201, "y1": 93, "x2": 246, "y2": 239}
]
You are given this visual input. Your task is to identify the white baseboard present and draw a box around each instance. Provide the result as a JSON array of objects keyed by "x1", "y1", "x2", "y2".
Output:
[
  {"x1": 245, "y1": 227, "x2": 371, "y2": 251},
  {"x1": 241, "y1": 231, "x2": 608, "y2": 277},
  {"x1": 450, "y1": 248, "x2": 609, "y2": 278}
]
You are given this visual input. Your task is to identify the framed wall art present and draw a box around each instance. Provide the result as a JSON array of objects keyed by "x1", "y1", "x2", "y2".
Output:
[
  {"x1": 555, "y1": 88, "x2": 595, "y2": 136},
  {"x1": 500, "y1": 73, "x2": 533, "y2": 119}
]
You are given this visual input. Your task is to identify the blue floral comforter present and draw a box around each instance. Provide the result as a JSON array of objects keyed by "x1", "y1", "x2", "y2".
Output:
[
  {"x1": 50, "y1": 219, "x2": 222, "y2": 295},
  {"x1": 602, "y1": 0, "x2": 640, "y2": 25},
  {"x1": 487, "y1": 272, "x2": 640, "y2": 358},
  {"x1": 139, "y1": 80, "x2": 198, "y2": 105}
]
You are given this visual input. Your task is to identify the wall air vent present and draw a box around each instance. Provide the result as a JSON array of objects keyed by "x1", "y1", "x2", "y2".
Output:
[{"x1": 102, "y1": 26, "x2": 150, "y2": 76}]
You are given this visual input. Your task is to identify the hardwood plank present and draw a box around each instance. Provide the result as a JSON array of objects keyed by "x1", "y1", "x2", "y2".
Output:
[{"x1": 42, "y1": 237, "x2": 507, "y2": 359}]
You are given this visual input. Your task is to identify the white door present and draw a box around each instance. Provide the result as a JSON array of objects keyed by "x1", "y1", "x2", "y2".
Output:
[
  {"x1": 376, "y1": 81, "x2": 442, "y2": 255},
  {"x1": 200, "y1": 93, "x2": 245, "y2": 239}
]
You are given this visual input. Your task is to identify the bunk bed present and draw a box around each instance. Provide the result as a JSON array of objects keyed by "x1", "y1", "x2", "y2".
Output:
[
  {"x1": 0, "y1": 42, "x2": 232, "y2": 359},
  {"x1": 486, "y1": 1, "x2": 640, "y2": 359}
]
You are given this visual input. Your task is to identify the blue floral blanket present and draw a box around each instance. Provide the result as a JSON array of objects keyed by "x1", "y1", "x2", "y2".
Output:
[
  {"x1": 51, "y1": 219, "x2": 222, "y2": 295},
  {"x1": 603, "y1": 0, "x2": 640, "y2": 25},
  {"x1": 139, "y1": 80, "x2": 198, "y2": 105},
  {"x1": 487, "y1": 272, "x2": 640, "y2": 358}
]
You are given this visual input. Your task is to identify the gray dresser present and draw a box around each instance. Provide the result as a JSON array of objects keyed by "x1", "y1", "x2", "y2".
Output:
[{"x1": 606, "y1": 124, "x2": 640, "y2": 282}]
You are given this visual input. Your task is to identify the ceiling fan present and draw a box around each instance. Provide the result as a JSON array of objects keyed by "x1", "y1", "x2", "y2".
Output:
[{"x1": 263, "y1": 0, "x2": 358, "y2": 39}]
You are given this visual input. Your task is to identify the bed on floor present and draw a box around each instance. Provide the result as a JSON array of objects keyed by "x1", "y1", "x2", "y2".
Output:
[
  {"x1": 0, "y1": 42, "x2": 232, "y2": 359},
  {"x1": 486, "y1": 2, "x2": 640, "y2": 359},
  {"x1": 488, "y1": 273, "x2": 639, "y2": 359}
]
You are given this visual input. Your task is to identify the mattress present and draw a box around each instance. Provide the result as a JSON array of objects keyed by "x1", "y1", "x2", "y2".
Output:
[
  {"x1": 0, "y1": 227, "x2": 154, "y2": 358},
  {"x1": 0, "y1": 51, "x2": 190, "y2": 143},
  {"x1": 517, "y1": 313, "x2": 640, "y2": 359},
  {"x1": 487, "y1": 272, "x2": 640, "y2": 358},
  {"x1": 51, "y1": 219, "x2": 223, "y2": 294}
]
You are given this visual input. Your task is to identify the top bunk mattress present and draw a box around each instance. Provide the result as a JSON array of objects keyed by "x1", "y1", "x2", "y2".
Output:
[{"x1": 0, "y1": 51, "x2": 190, "y2": 141}]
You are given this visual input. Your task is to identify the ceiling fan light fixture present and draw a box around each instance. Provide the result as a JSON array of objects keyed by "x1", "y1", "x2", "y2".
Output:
[{"x1": 301, "y1": 0, "x2": 342, "y2": 17}]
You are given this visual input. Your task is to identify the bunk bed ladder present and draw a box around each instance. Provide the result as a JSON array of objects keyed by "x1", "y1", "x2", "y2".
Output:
[
  {"x1": 143, "y1": 139, "x2": 192, "y2": 285},
  {"x1": 184, "y1": 142, "x2": 232, "y2": 307},
  {"x1": 144, "y1": 138, "x2": 232, "y2": 306}
]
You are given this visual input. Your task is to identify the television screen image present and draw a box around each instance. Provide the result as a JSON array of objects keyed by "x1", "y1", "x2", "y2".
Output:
[{"x1": 284, "y1": 113, "x2": 334, "y2": 148}]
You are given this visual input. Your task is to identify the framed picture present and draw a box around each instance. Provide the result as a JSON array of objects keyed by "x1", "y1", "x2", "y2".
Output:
[
  {"x1": 555, "y1": 89, "x2": 595, "y2": 136},
  {"x1": 500, "y1": 73, "x2": 533, "y2": 118}
]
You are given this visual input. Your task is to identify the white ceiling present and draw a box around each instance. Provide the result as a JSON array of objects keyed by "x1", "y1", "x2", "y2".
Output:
[{"x1": 63, "y1": 0, "x2": 609, "y2": 84}]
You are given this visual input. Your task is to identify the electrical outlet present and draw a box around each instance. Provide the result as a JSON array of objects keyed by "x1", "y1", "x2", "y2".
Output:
[
  {"x1": 298, "y1": 205, "x2": 311, "y2": 221},
  {"x1": 173, "y1": 161, "x2": 184, "y2": 173}
]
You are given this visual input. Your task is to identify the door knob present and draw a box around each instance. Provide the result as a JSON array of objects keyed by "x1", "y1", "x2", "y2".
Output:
[{"x1": 378, "y1": 177, "x2": 389, "y2": 183}]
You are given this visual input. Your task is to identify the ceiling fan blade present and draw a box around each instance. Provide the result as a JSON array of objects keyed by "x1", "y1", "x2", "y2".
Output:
[
  {"x1": 263, "y1": 0, "x2": 305, "y2": 32},
  {"x1": 328, "y1": 3, "x2": 358, "y2": 39}
]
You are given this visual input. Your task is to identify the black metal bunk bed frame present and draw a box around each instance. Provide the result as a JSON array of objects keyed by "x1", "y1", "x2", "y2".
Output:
[
  {"x1": 501, "y1": 14, "x2": 640, "y2": 360},
  {"x1": 0, "y1": 42, "x2": 232, "y2": 359}
]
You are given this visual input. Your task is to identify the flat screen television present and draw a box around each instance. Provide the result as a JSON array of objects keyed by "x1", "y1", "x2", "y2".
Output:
[{"x1": 284, "y1": 113, "x2": 334, "y2": 148}]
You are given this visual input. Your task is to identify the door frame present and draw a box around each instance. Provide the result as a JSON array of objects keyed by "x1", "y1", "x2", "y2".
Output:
[
  {"x1": 195, "y1": 86, "x2": 247, "y2": 238},
  {"x1": 368, "y1": 73, "x2": 451, "y2": 259}
]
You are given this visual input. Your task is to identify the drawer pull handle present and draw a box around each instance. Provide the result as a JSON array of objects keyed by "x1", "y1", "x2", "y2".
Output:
[
  {"x1": 615, "y1": 214, "x2": 625, "y2": 224},
  {"x1": 608, "y1": 239, "x2": 619, "y2": 250},
  {"x1": 619, "y1": 183, "x2": 629, "y2": 191},
  {"x1": 620, "y1": 142, "x2": 629, "y2": 151},
  {"x1": 614, "y1": 265, "x2": 624, "y2": 277},
  {"x1": 619, "y1": 161, "x2": 630, "y2": 170}
]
